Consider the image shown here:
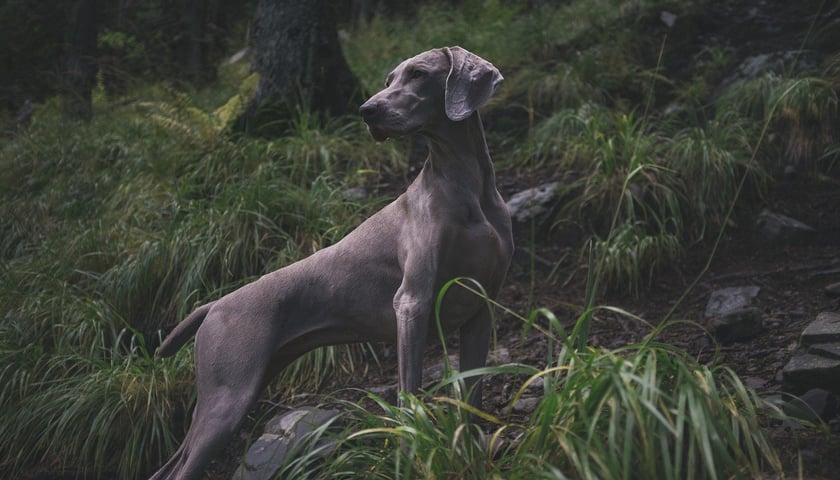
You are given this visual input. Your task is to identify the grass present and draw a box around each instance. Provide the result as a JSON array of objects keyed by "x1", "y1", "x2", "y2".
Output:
[
  {"x1": 0, "y1": 93, "x2": 389, "y2": 477},
  {"x1": 266, "y1": 304, "x2": 783, "y2": 480},
  {"x1": 1, "y1": 0, "x2": 838, "y2": 477}
]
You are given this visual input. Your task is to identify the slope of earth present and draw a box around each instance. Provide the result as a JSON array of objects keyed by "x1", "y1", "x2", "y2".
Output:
[{"x1": 197, "y1": 1, "x2": 840, "y2": 479}]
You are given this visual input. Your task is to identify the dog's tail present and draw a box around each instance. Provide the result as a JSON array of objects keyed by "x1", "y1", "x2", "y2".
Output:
[{"x1": 155, "y1": 301, "x2": 216, "y2": 358}]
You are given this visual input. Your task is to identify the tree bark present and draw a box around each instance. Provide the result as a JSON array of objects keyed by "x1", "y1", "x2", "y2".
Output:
[
  {"x1": 241, "y1": 0, "x2": 362, "y2": 133},
  {"x1": 63, "y1": 0, "x2": 98, "y2": 120}
]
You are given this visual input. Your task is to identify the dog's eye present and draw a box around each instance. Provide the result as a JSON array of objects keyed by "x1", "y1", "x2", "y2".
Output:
[{"x1": 410, "y1": 69, "x2": 427, "y2": 79}]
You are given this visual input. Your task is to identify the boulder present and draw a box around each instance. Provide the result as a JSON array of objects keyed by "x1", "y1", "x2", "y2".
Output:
[
  {"x1": 782, "y1": 313, "x2": 840, "y2": 396},
  {"x1": 506, "y1": 182, "x2": 560, "y2": 223},
  {"x1": 704, "y1": 286, "x2": 760, "y2": 318},
  {"x1": 808, "y1": 343, "x2": 840, "y2": 360},
  {"x1": 782, "y1": 353, "x2": 840, "y2": 395},
  {"x1": 755, "y1": 209, "x2": 815, "y2": 244},
  {"x1": 704, "y1": 286, "x2": 763, "y2": 343},
  {"x1": 783, "y1": 388, "x2": 840, "y2": 424},
  {"x1": 706, "y1": 307, "x2": 764, "y2": 343},
  {"x1": 825, "y1": 282, "x2": 840, "y2": 298},
  {"x1": 233, "y1": 407, "x2": 339, "y2": 480},
  {"x1": 800, "y1": 312, "x2": 840, "y2": 345}
]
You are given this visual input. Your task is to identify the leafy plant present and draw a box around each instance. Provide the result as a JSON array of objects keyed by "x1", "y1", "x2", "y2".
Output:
[{"x1": 717, "y1": 72, "x2": 839, "y2": 173}]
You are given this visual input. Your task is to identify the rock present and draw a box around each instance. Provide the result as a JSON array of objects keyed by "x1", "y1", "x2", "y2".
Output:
[
  {"x1": 341, "y1": 187, "x2": 367, "y2": 200},
  {"x1": 422, "y1": 354, "x2": 459, "y2": 388},
  {"x1": 659, "y1": 11, "x2": 677, "y2": 28},
  {"x1": 704, "y1": 286, "x2": 764, "y2": 342},
  {"x1": 782, "y1": 353, "x2": 840, "y2": 395},
  {"x1": 800, "y1": 312, "x2": 840, "y2": 345},
  {"x1": 807, "y1": 343, "x2": 840, "y2": 360},
  {"x1": 726, "y1": 50, "x2": 821, "y2": 84},
  {"x1": 742, "y1": 376, "x2": 768, "y2": 390},
  {"x1": 506, "y1": 182, "x2": 560, "y2": 223},
  {"x1": 704, "y1": 286, "x2": 760, "y2": 318},
  {"x1": 502, "y1": 396, "x2": 541, "y2": 415},
  {"x1": 527, "y1": 376, "x2": 545, "y2": 391},
  {"x1": 783, "y1": 388, "x2": 840, "y2": 423},
  {"x1": 233, "y1": 407, "x2": 339, "y2": 480},
  {"x1": 368, "y1": 383, "x2": 398, "y2": 398},
  {"x1": 706, "y1": 306, "x2": 764, "y2": 343},
  {"x1": 739, "y1": 53, "x2": 772, "y2": 78},
  {"x1": 783, "y1": 164, "x2": 798, "y2": 180},
  {"x1": 488, "y1": 346, "x2": 510, "y2": 365},
  {"x1": 513, "y1": 397, "x2": 541, "y2": 413},
  {"x1": 423, "y1": 347, "x2": 510, "y2": 388},
  {"x1": 755, "y1": 209, "x2": 815, "y2": 244},
  {"x1": 825, "y1": 282, "x2": 840, "y2": 298}
]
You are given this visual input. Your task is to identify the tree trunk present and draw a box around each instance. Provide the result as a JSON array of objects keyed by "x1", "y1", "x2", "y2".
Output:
[
  {"x1": 63, "y1": 0, "x2": 98, "y2": 120},
  {"x1": 241, "y1": 0, "x2": 362, "y2": 134}
]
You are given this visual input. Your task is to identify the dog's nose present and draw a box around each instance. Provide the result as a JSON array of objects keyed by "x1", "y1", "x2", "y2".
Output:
[{"x1": 359, "y1": 101, "x2": 379, "y2": 120}]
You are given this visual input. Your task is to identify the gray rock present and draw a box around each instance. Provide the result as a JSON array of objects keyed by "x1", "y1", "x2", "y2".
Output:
[
  {"x1": 703, "y1": 287, "x2": 764, "y2": 343},
  {"x1": 783, "y1": 388, "x2": 839, "y2": 423},
  {"x1": 782, "y1": 353, "x2": 840, "y2": 395},
  {"x1": 801, "y1": 312, "x2": 840, "y2": 345},
  {"x1": 726, "y1": 50, "x2": 820, "y2": 84},
  {"x1": 740, "y1": 53, "x2": 772, "y2": 78},
  {"x1": 659, "y1": 11, "x2": 677, "y2": 28},
  {"x1": 527, "y1": 376, "x2": 545, "y2": 391},
  {"x1": 233, "y1": 407, "x2": 339, "y2": 480},
  {"x1": 706, "y1": 306, "x2": 764, "y2": 343},
  {"x1": 423, "y1": 347, "x2": 510, "y2": 388},
  {"x1": 506, "y1": 182, "x2": 560, "y2": 223},
  {"x1": 755, "y1": 209, "x2": 815, "y2": 244},
  {"x1": 704, "y1": 286, "x2": 760, "y2": 318},
  {"x1": 341, "y1": 187, "x2": 367, "y2": 200},
  {"x1": 513, "y1": 396, "x2": 541, "y2": 413},
  {"x1": 807, "y1": 343, "x2": 840, "y2": 360},
  {"x1": 825, "y1": 282, "x2": 840, "y2": 298},
  {"x1": 368, "y1": 383, "x2": 398, "y2": 397},
  {"x1": 502, "y1": 396, "x2": 541, "y2": 415}
]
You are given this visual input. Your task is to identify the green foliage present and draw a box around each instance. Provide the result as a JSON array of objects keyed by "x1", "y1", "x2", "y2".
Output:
[
  {"x1": 1, "y1": 0, "x2": 838, "y2": 476},
  {"x1": 717, "y1": 72, "x2": 839, "y2": 173},
  {"x1": 279, "y1": 321, "x2": 782, "y2": 479},
  {"x1": 0, "y1": 82, "x2": 389, "y2": 477}
]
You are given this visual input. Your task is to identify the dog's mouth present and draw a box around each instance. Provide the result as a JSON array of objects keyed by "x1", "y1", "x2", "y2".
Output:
[{"x1": 365, "y1": 123, "x2": 391, "y2": 142}]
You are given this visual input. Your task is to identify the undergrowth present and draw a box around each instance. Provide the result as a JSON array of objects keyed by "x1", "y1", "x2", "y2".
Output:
[
  {"x1": 264, "y1": 283, "x2": 784, "y2": 480},
  {"x1": 0, "y1": 0, "x2": 837, "y2": 477}
]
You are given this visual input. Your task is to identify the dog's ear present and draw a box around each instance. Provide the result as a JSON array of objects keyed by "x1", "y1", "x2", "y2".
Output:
[{"x1": 444, "y1": 46, "x2": 503, "y2": 122}]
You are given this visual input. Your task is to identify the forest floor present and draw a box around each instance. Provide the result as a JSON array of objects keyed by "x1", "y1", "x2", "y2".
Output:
[{"x1": 202, "y1": 173, "x2": 840, "y2": 480}]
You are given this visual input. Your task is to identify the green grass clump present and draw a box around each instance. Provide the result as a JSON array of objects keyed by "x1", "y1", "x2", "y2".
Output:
[{"x1": 274, "y1": 325, "x2": 782, "y2": 479}]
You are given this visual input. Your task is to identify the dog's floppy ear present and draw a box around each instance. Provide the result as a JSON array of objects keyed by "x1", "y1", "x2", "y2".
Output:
[{"x1": 444, "y1": 46, "x2": 503, "y2": 122}]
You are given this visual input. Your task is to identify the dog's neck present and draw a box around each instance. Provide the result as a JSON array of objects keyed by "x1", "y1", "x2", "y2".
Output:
[{"x1": 421, "y1": 112, "x2": 497, "y2": 197}]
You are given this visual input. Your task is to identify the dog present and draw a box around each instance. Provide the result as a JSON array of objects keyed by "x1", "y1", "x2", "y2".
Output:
[{"x1": 149, "y1": 46, "x2": 513, "y2": 479}]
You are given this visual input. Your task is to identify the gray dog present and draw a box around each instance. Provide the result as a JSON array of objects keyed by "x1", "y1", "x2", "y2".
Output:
[{"x1": 149, "y1": 46, "x2": 513, "y2": 479}]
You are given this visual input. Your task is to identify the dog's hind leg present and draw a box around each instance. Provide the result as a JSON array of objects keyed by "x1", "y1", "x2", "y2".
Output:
[
  {"x1": 152, "y1": 306, "x2": 275, "y2": 479},
  {"x1": 458, "y1": 307, "x2": 492, "y2": 408},
  {"x1": 172, "y1": 384, "x2": 262, "y2": 479}
]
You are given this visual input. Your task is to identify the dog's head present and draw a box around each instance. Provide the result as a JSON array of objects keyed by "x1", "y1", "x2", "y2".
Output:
[{"x1": 359, "y1": 46, "x2": 503, "y2": 142}]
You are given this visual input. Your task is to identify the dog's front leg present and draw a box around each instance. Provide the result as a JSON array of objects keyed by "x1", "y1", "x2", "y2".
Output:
[{"x1": 393, "y1": 282, "x2": 433, "y2": 406}]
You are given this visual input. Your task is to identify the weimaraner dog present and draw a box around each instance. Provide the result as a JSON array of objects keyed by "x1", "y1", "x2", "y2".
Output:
[{"x1": 149, "y1": 46, "x2": 513, "y2": 479}]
